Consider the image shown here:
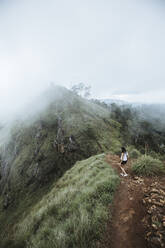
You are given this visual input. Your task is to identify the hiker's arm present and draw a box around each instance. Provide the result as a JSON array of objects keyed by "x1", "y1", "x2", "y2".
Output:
[{"x1": 120, "y1": 152, "x2": 123, "y2": 162}]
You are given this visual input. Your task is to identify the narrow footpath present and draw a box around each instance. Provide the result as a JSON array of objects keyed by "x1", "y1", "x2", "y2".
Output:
[{"x1": 98, "y1": 154, "x2": 149, "y2": 248}]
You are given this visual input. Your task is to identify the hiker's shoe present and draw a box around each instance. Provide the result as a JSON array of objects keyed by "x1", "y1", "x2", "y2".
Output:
[
  {"x1": 124, "y1": 174, "x2": 128, "y2": 177},
  {"x1": 120, "y1": 173, "x2": 124, "y2": 176}
]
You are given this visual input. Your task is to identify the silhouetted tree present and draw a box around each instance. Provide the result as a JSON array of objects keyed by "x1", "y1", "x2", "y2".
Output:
[{"x1": 71, "y1": 83, "x2": 91, "y2": 98}]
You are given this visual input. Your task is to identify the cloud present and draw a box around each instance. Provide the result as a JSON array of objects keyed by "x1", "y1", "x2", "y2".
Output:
[
  {"x1": 0, "y1": 0, "x2": 165, "y2": 120},
  {"x1": 112, "y1": 90, "x2": 165, "y2": 104}
]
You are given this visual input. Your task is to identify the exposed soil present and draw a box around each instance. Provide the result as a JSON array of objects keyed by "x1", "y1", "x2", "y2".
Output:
[{"x1": 97, "y1": 154, "x2": 156, "y2": 248}]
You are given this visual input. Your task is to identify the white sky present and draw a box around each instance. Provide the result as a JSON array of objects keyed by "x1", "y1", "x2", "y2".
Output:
[{"x1": 0, "y1": 0, "x2": 165, "y2": 118}]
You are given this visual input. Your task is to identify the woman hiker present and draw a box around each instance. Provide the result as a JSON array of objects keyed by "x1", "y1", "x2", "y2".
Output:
[{"x1": 119, "y1": 147, "x2": 128, "y2": 177}]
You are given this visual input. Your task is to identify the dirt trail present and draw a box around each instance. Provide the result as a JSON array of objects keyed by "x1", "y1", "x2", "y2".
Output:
[{"x1": 98, "y1": 154, "x2": 149, "y2": 248}]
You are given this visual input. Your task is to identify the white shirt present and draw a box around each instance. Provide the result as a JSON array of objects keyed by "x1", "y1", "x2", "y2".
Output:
[{"x1": 121, "y1": 152, "x2": 128, "y2": 161}]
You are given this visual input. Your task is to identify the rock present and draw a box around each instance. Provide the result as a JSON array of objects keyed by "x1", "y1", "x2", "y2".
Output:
[
  {"x1": 153, "y1": 201, "x2": 164, "y2": 207},
  {"x1": 160, "y1": 199, "x2": 165, "y2": 204},
  {"x1": 152, "y1": 224, "x2": 158, "y2": 230},
  {"x1": 151, "y1": 189, "x2": 160, "y2": 194},
  {"x1": 122, "y1": 216, "x2": 129, "y2": 223},
  {"x1": 143, "y1": 182, "x2": 165, "y2": 248},
  {"x1": 67, "y1": 135, "x2": 79, "y2": 152},
  {"x1": 160, "y1": 189, "x2": 165, "y2": 196},
  {"x1": 151, "y1": 237, "x2": 161, "y2": 246},
  {"x1": 151, "y1": 216, "x2": 158, "y2": 223},
  {"x1": 3, "y1": 193, "x2": 11, "y2": 209},
  {"x1": 146, "y1": 231, "x2": 152, "y2": 237}
]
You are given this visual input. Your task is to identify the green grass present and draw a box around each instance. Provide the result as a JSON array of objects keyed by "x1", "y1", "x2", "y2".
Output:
[
  {"x1": 10, "y1": 154, "x2": 120, "y2": 248},
  {"x1": 0, "y1": 87, "x2": 121, "y2": 247},
  {"x1": 127, "y1": 146, "x2": 141, "y2": 159},
  {"x1": 0, "y1": 87, "x2": 121, "y2": 196},
  {"x1": 132, "y1": 155, "x2": 165, "y2": 176}
]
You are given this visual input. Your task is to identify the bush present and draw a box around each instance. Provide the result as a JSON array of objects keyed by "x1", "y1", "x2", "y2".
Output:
[
  {"x1": 127, "y1": 147, "x2": 141, "y2": 159},
  {"x1": 132, "y1": 155, "x2": 165, "y2": 176},
  {"x1": 110, "y1": 139, "x2": 121, "y2": 156},
  {"x1": 148, "y1": 151, "x2": 161, "y2": 160}
]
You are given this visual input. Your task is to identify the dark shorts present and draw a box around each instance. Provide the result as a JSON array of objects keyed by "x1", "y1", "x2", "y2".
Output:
[{"x1": 121, "y1": 160, "x2": 127, "y2": 165}]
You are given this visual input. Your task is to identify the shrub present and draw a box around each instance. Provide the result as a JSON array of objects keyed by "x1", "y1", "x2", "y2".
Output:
[
  {"x1": 148, "y1": 151, "x2": 161, "y2": 160},
  {"x1": 127, "y1": 147, "x2": 141, "y2": 159},
  {"x1": 110, "y1": 139, "x2": 121, "y2": 155},
  {"x1": 132, "y1": 155, "x2": 165, "y2": 176}
]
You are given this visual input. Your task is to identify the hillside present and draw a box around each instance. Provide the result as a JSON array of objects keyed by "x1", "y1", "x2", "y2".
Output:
[
  {"x1": 0, "y1": 86, "x2": 164, "y2": 248},
  {"x1": 0, "y1": 86, "x2": 122, "y2": 247},
  {"x1": 11, "y1": 154, "x2": 119, "y2": 248}
]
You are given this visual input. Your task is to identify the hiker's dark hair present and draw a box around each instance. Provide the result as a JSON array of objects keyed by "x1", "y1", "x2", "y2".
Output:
[{"x1": 121, "y1": 147, "x2": 126, "y2": 153}]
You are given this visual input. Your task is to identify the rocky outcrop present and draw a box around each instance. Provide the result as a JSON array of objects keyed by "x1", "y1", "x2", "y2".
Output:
[
  {"x1": 54, "y1": 117, "x2": 79, "y2": 154},
  {"x1": 54, "y1": 117, "x2": 65, "y2": 153},
  {"x1": 143, "y1": 182, "x2": 165, "y2": 248}
]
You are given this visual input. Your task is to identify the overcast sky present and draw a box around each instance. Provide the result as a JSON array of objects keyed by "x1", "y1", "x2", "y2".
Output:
[{"x1": 0, "y1": 0, "x2": 165, "y2": 118}]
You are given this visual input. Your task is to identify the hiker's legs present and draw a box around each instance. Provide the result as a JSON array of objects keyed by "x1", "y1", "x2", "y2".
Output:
[{"x1": 120, "y1": 165, "x2": 127, "y2": 176}]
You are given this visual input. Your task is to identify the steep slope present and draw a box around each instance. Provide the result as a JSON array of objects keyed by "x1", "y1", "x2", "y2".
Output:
[
  {"x1": 10, "y1": 154, "x2": 119, "y2": 248},
  {"x1": 0, "y1": 86, "x2": 122, "y2": 246}
]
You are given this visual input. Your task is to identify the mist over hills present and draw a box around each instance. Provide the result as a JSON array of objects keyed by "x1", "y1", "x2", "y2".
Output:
[
  {"x1": 0, "y1": 85, "x2": 120, "y2": 206},
  {"x1": 1, "y1": 86, "x2": 165, "y2": 200},
  {"x1": 0, "y1": 85, "x2": 165, "y2": 247},
  {"x1": 101, "y1": 97, "x2": 165, "y2": 126},
  {"x1": 1, "y1": 0, "x2": 165, "y2": 246},
  {"x1": 100, "y1": 98, "x2": 128, "y2": 106}
]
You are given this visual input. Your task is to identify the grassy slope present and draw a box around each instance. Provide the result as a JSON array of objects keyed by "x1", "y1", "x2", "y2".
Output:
[
  {"x1": 9, "y1": 154, "x2": 119, "y2": 248},
  {"x1": 0, "y1": 87, "x2": 122, "y2": 246},
  {"x1": 0, "y1": 86, "x2": 121, "y2": 194},
  {"x1": 131, "y1": 155, "x2": 165, "y2": 176}
]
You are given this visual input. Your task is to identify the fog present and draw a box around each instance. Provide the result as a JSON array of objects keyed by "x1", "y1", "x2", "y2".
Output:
[{"x1": 0, "y1": 0, "x2": 165, "y2": 120}]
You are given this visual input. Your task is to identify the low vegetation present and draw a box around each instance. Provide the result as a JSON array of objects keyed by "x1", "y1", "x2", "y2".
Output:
[
  {"x1": 127, "y1": 146, "x2": 141, "y2": 159},
  {"x1": 1, "y1": 86, "x2": 165, "y2": 247},
  {"x1": 131, "y1": 155, "x2": 165, "y2": 176},
  {"x1": 0, "y1": 86, "x2": 122, "y2": 247},
  {"x1": 0, "y1": 86, "x2": 121, "y2": 199},
  {"x1": 3, "y1": 154, "x2": 120, "y2": 248}
]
